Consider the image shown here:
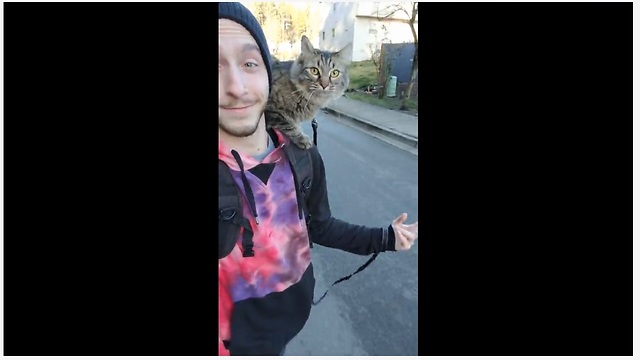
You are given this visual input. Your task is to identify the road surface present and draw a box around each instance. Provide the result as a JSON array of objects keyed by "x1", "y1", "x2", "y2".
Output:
[{"x1": 285, "y1": 112, "x2": 419, "y2": 356}]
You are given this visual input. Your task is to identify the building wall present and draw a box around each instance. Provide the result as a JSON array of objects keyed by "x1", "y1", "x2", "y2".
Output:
[
  {"x1": 352, "y1": 17, "x2": 418, "y2": 62},
  {"x1": 311, "y1": 2, "x2": 417, "y2": 62},
  {"x1": 318, "y1": 2, "x2": 357, "y2": 56},
  {"x1": 352, "y1": 17, "x2": 390, "y2": 62}
]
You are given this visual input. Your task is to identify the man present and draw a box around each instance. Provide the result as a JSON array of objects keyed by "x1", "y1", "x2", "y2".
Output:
[{"x1": 218, "y1": 2, "x2": 418, "y2": 356}]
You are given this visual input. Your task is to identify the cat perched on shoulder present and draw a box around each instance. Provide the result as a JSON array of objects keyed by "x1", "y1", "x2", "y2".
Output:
[{"x1": 265, "y1": 35, "x2": 351, "y2": 149}]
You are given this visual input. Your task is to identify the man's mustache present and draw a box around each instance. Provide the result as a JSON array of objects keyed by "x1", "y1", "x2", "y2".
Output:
[{"x1": 220, "y1": 99, "x2": 260, "y2": 109}]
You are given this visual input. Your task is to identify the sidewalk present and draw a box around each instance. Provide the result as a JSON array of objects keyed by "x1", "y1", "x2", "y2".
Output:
[{"x1": 324, "y1": 96, "x2": 418, "y2": 150}]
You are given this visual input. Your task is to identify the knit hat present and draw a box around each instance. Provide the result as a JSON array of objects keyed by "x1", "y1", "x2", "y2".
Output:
[{"x1": 219, "y1": 2, "x2": 273, "y2": 92}]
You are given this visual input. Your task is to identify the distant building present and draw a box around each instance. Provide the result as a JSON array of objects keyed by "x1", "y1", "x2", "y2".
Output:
[{"x1": 311, "y1": 2, "x2": 418, "y2": 62}]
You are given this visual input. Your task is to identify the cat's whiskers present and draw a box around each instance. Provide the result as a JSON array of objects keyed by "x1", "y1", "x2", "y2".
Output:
[{"x1": 304, "y1": 91, "x2": 316, "y2": 108}]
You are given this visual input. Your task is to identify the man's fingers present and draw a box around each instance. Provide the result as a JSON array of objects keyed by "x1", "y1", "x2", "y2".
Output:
[
  {"x1": 398, "y1": 227, "x2": 416, "y2": 241},
  {"x1": 396, "y1": 233, "x2": 411, "y2": 250},
  {"x1": 393, "y1": 214, "x2": 418, "y2": 250},
  {"x1": 399, "y1": 222, "x2": 418, "y2": 232},
  {"x1": 395, "y1": 227, "x2": 416, "y2": 250},
  {"x1": 400, "y1": 222, "x2": 418, "y2": 237},
  {"x1": 408, "y1": 223, "x2": 418, "y2": 238},
  {"x1": 394, "y1": 227, "x2": 408, "y2": 249}
]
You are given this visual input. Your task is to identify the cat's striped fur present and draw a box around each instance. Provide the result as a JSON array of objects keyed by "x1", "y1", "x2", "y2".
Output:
[{"x1": 265, "y1": 35, "x2": 351, "y2": 149}]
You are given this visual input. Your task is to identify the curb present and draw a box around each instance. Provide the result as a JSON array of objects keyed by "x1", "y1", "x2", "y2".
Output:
[{"x1": 323, "y1": 107, "x2": 418, "y2": 150}]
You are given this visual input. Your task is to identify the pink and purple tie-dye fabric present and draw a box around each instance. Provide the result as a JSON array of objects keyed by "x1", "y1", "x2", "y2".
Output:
[{"x1": 218, "y1": 131, "x2": 311, "y2": 353}]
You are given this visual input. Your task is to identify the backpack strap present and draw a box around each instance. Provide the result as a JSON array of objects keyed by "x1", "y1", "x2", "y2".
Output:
[
  {"x1": 283, "y1": 143, "x2": 314, "y2": 247},
  {"x1": 311, "y1": 118, "x2": 318, "y2": 146},
  {"x1": 218, "y1": 161, "x2": 255, "y2": 258}
]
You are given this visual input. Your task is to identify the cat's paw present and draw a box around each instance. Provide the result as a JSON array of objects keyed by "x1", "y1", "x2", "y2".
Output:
[{"x1": 294, "y1": 137, "x2": 314, "y2": 150}]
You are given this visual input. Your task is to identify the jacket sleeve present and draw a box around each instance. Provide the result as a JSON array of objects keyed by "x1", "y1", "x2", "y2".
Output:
[{"x1": 305, "y1": 146, "x2": 396, "y2": 255}]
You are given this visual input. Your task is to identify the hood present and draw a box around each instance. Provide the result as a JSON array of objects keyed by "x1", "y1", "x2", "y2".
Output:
[{"x1": 218, "y1": 128, "x2": 289, "y2": 171}]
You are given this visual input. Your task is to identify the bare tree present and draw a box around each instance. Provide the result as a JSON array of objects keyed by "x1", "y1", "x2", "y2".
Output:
[
  {"x1": 375, "y1": 2, "x2": 418, "y2": 110},
  {"x1": 366, "y1": 25, "x2": 396, "y2": 99},
  {"x1": 364, "y1": 34, "x2": 386, "y2": 95},
  {"x1": 378, "y1": 51, "x2": 393, "y2": 99}
]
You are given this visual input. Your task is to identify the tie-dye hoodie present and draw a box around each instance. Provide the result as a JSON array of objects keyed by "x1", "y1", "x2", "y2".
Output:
[{"x1": 218, "y1": 128, "x2": 397, "y2": 356}]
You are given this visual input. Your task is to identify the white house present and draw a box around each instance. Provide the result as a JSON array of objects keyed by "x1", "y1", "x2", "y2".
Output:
[{"x1": 310, "y1": 2, "x2": 418, "y2": 62}]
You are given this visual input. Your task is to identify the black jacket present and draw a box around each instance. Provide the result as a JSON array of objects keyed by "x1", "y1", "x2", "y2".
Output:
[{"x1": 219, "y1": 130, "x2": 396, "y2": 355}]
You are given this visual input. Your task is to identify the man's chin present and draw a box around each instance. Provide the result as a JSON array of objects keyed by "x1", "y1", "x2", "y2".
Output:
[
  {"x1": 219, "y1": 119, "x2": 261, "y2": 138},
  {"x1": 226, "y1": 128, "x2": 257, "y2": 138}
]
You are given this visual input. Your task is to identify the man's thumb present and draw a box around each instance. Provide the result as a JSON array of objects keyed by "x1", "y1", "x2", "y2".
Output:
[{"x1": 394, "y1": 213, "x2": 408, "y2": 224}]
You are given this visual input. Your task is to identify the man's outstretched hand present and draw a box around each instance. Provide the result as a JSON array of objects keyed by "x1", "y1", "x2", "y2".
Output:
[{"x1": 392, "y1": 213, "x2": 418, "y2": 251}]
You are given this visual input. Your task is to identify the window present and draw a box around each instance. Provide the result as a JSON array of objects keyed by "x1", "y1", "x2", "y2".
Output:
[{"x1": 332, "y1": 28, "x2": 336, "y2": 38}]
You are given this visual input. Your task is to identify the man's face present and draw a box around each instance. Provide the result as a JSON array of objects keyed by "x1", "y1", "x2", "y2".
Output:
[{"x1": 218, "y1": 19, "x2": 269, "y2": 138}]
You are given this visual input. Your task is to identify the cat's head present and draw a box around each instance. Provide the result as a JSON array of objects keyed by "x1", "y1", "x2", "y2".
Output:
[{"x1": 289, "y1": 35, "x2": 351, "y2": 100}]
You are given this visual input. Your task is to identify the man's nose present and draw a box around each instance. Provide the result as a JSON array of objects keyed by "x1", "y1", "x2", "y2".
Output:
[{"x1": 223, "y1": 66, "x2": 246, "y2": 98}]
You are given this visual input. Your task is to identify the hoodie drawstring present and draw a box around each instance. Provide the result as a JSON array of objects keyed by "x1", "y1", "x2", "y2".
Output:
[{"x1": 231, "y1": 150, "x2": 258, "y2": 257}]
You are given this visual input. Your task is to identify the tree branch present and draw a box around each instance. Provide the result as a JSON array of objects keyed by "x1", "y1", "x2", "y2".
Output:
[
  {"x1": 410, "y1": 2, "x2": 418, "y2": 23},
  {"x1": 375, "y1": 4, "x2": 404, "y2": 21},
  {"x1": 400, "y1": 5, "x2": 410, "y2": 19}
]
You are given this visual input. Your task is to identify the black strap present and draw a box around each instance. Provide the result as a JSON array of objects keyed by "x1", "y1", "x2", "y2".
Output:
[
  {"x1": 308, "y1": 116, "x2": 380, "y2": 306},
  {"x1": 312, "y1": 253, "x2": 379, "y2": 306},
  {"x1": 311, "y1": 118, "x2": 318, "y2": 146},
  {"x1": 238, "y1": 217, "x2": 255, "y2": 257},
  {"x1": 307, "y1": 117, "x2": 318, "y2": 245}
]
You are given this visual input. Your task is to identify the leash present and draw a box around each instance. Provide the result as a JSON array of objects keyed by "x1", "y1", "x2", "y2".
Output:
[
  {"x1": 312, "y1": 253, "x2": 379, "y2": 306},
  {"x1": 309, "y1": 115, "x2": 380, "y2": 306}
]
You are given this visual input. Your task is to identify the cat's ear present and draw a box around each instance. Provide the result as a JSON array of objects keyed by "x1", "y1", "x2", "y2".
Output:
[
  {"x1": 334, "y1": 42, "x2": 353, "y2": 63},
  {"x1": 300, "y1": 35, "x2": 315, "y2": 55}
]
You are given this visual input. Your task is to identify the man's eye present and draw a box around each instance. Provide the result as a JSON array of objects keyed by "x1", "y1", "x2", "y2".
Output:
[{"x1": 245, "y1": 62, "x2": 258, "y2": 68}]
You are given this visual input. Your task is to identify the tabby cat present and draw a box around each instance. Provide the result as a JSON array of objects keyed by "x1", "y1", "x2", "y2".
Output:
[{"x1": 265, "y1": 35, "x2": 351, "y2": 149}]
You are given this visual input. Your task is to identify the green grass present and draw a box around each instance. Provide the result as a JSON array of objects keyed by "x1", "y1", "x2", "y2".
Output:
[
  {"x1": 346, "y1": 60, "x2": 418, "y2": 113},
  {"x1": 348, "y1": 60, "x2": 379, "y2": 90},
  {"x1": 347, "y1": 92, "x2": 418, "y2": 113}
]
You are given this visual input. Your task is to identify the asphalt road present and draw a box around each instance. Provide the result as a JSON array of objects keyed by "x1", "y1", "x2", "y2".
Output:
[{"x1": 285, "y1": 112, "x2": 419, "y2": 356}]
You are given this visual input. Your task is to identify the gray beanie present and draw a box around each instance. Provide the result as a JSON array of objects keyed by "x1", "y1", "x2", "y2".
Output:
[{"x1": 219, "y1": 2, "x2": 273, "y2": 92}]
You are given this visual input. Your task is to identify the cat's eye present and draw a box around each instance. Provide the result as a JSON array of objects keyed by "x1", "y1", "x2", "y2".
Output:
[
  {"x1": 309, "y1": 67, "x2": 320, "y2": 75},
  {"x1": 330, "y1": 69, "x2": 340, "y2": 78}
]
